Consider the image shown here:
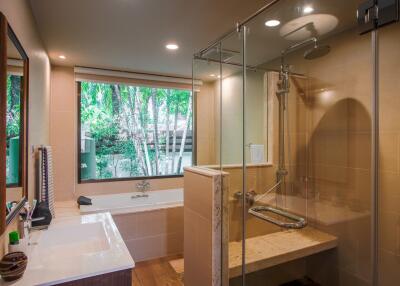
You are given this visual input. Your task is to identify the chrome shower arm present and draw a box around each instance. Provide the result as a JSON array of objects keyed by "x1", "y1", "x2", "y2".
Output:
[{"x1": 281, "y1": 37, "x2": 317, "y2": 58}]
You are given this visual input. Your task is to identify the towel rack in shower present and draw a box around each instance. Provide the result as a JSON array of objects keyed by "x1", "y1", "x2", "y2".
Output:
[{"x1": 248, "y1": 205, "x2": 307, "y2": 229}]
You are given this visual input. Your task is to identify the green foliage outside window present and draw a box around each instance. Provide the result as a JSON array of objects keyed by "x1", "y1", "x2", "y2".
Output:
[
  {"x1": 79, "y1": 81, "x2": 193, "y2": 181},
  {"x1": 6, "y1": 75, "x2": 21, "y2": 185}
]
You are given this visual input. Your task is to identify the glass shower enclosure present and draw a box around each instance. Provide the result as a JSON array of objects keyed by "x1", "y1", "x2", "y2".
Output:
[{"x1": 193, "y1": 0, "x2": 398, "y2": 285}]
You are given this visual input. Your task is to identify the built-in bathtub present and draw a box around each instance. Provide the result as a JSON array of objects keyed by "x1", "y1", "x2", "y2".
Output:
[
  {"x1": 80, "y1": 188, "x2": 183, "y2": 215},
  {"x1": 80, "y1": 188, "x2": 184, "y2": 262}
]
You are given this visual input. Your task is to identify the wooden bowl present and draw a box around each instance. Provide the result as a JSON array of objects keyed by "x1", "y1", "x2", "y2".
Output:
[{"x1": 0, "y1": 251, "x2": 28, "y2": 282}]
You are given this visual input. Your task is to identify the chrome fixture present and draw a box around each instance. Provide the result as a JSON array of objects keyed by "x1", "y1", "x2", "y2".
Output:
[
  {"x1": 278, "y1": 37, "x2": 330, "y2": 187},
  {"x1": 249, "y1": 38, "x2": 330, "y2": 229},
  {"x1": 277, "y1": 37, "x2": 330, "y2": 192},
  {"x1": 249, "y1": 206, "x2": 307, "y2": 229},
  {"x1": 133, "y1": 180, "x2": 150, "y2": 199},
  {"x1": 248, "y1": 180, "x2": 308, "y2": 229},
  {"x1": 18, "y1": 216, "x2": 47, "y2": 237},
  {"x1": 234, "y1": 190, "x2": 257, "y2": 206}
]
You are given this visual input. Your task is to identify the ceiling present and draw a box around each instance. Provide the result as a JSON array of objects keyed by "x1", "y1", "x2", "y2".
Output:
[
  {"x1": 29, "y1": 0, "x2": 268, "y2": 78},
  {"x1": 193, "y1": 0, "x2": 362, "y2": 82}
]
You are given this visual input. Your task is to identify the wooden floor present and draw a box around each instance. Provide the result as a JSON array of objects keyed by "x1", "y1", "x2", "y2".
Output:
[{"x1": 132, "y1": 255, "x2": 184, "y2": 286}]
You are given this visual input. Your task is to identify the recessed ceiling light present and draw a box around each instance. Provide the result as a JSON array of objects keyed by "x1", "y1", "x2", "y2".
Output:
[
  {"x1": 166, "y1": 43, "x2": 179, "y2": 50},
  {"x1": 303, "y1": 6, "x2": 314, "y2": 14},
  {"x1": 210, "y1": 74, "x2": 216, "y2": 77},
  {"x1": 59, "y1": 55, "x2": 66, "y2": 60},
  {"x1": 265, "y1": 19, "x2": 281, "y2": 27}
]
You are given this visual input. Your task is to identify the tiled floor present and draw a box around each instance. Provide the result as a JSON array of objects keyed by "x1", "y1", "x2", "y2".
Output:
[{"x1": 132, "y1": 255, "x2": 184, "y2": 286}]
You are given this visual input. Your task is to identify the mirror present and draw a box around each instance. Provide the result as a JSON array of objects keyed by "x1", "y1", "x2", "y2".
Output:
[{"x1": 0, "y1": 13, "x2": 28, "y2": 232}]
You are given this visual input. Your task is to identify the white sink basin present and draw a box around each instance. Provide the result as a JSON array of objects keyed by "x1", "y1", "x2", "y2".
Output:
[
  {"x1": 1, "y1": 212, "x2": 134, "y2": 286},
  {"x1": 39, "y1": 222, "x2": 109, "y2": 254}
]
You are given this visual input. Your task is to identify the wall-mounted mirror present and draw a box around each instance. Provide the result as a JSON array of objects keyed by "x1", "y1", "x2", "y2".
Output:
[{"x1": 0, "y1": 13, "x2": 29, "y2": 233}]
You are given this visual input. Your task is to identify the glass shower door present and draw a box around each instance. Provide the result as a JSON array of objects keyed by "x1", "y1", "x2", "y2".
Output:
[
  {"x1": 378, "y1": 21, "x2": 400, "y2": 286},
  {"x1": 241, "y1": 0, "x2": 374, "y2": 285}
]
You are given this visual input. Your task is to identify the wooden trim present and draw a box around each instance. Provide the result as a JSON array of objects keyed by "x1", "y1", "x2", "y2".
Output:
[
  {"x1": 77, "y1": 82, "x2": 82, "y2": 183},
  {"x1": 192, "y1": 91, "x2": 198, "y2": 165},
  {"x1": 1, "y1": 16, "x2": 29, "y2": 228},
  {"x1": 74, "y1": 66, "x2": 202, "y2": 89},
  {"x1": 56, "y1": 268, "x2": 132, "y2": 286},
  {"x1": 0, "y1": 12, "x2": 7, "y2": 235}
]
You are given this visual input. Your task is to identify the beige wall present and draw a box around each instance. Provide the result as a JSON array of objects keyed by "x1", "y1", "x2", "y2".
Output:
[
  {"x1": 196, "y1": 69, "x2": 269, "y2": 166},
  {"x1": 196, "y1": 82, "x2": 216, "y2": 165},
  {"x1": 50, "y1": 66, "x2": 183, "y2": 201},
  {"x1": 0, "y1": 0, "x2": 51, "y2": 255}
]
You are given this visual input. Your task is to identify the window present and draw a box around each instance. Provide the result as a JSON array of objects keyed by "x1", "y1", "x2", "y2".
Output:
[
  {"x1": 78, "y1": 80, "x2": 193, "y2": 182},
  {"x1": 6, "y1": 74, "x2": 22, "y2": 186}
]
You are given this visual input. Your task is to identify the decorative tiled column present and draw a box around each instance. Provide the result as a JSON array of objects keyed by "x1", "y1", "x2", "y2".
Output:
[{"x1": 183, "y1": 167, "x2": 229, "y2": 286}]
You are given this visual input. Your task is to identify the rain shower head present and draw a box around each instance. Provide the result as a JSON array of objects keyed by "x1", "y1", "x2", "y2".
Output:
[
  {"x1": 281, "y1": 37, "x2": 330, "y2": 60},
  {"x1": 304, "y1": 44, "x2": 330, "y2": 60}
]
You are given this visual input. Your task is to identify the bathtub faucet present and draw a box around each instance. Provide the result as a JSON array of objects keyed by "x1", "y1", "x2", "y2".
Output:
[{"x1": 133, "y1": 180, "x2": 150, "y2": 198}]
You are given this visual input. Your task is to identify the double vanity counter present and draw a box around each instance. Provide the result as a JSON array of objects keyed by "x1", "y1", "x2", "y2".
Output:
[{"x1": 1, "y1": 213, "x2": 134, "y2": 286}]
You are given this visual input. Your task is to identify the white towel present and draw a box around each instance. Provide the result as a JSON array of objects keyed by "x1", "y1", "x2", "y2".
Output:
[
  {"x1": 250, "y1": 144, "x2": 265, "y2": 164},
  {"x1": 40, "y1": 146, "x2": 55, "y2": 217}
]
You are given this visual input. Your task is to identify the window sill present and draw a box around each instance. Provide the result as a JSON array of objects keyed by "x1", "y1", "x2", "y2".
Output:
[{"x1": 78, "y1": 174, "x2": 183, "y2": 184}]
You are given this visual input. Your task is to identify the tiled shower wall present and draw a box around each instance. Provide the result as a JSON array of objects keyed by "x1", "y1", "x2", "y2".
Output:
[
  {"x1": 248, "y1": 26, "x2": 374, "y2": 285},
  {"x1": 276, "y1": 28, "x2": 374, "y2": 286}
]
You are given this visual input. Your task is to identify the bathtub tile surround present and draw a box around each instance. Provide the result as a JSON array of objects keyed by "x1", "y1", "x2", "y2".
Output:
[
  {"x1": 183, "y1": 167, "x2": 228, "y2": 286},
  {"x1": 113, "y1": 207, "x2": 183, "y2": 262}
]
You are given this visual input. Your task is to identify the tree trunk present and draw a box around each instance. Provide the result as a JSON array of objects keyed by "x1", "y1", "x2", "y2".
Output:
[
  {"x1": 125, "y1": 87, "x2": 147, "y2": 175},
  {"x1": 128, "y1": 87, "x2": 152, "y2": 176},
  {"x1": 121, "y1": 86, "x2": 146, "y2": 176},
  {"x1": 135, "y1": 88, "x2": 152, "y2": 176},
  {"x1": 165, "y1": 90, "x2": 171, "y2": 173},
  {"x1": 9, "y1": 76, "x2": 19, "y2": 111},
  {"x1": 171, "y1": 98, "x2": 179, "y2": 173},
  {"x1": 151, "y1": 88, "x2": 160, "y2": 175},
  {"x1": 176, "y1": 95, "x2": 192, "y2": 173},
  {"x1": 110, "y1": 84, "x2": 120, "y2": 116}
]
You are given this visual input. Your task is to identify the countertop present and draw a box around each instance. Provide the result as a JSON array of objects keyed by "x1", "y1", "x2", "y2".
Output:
[{"x1": 1, "y1": 212, "x2": 134, "y2": 286}]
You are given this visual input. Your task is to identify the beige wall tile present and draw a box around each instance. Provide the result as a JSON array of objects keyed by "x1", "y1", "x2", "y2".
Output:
[
  {"x1": 184, "y1": 171, "x2": 213, "y2": 220},
  {"x1": 112, "y1": 207, "x2": 183, "y2": 262}
]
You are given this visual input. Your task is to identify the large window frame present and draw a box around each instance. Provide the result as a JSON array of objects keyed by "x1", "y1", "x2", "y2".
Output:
[{"x1": 77, "y1": 80, "x2": 196, "y2": 184}]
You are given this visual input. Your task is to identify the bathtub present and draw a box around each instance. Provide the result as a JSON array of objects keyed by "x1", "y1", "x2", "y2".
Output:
[
  {"x1": 79, "y1": 188, "x2": 183, "y2": 215},
  {"x1": 79, "y1": 188, "x2": 184, "y2": 262}
]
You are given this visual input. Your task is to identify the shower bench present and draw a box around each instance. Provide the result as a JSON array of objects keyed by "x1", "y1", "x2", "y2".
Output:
[{"x1": 228, "y1": 227, "x2": 338, "y2": 278}]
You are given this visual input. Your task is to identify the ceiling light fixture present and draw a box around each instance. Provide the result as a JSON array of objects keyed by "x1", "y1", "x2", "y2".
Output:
[
  {"x1": 166, "y1": 43, "x2": 179, "y2": 50},
  {"x1": 303, "y1": 6, "x2": 314, "y2": 14},
  {"x1": 210, "y1": 74, "x2": 216, "y2": 77},
  {"x1": 265, "y1": 19, "x2": 281, "y2": 27},
  {"x1": 59, "y1": 55, "x2": 66, "y2": 60}
]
